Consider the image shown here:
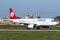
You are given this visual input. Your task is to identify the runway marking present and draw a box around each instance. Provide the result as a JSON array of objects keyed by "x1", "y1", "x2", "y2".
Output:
[{"x1": 0, "y1": 29, "x2": 60, "y2": 31}]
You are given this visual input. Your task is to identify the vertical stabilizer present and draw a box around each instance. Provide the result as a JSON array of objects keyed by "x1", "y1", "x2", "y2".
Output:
[{"x1": 9, "y1": 8, "x2": 17, "y2": 19}]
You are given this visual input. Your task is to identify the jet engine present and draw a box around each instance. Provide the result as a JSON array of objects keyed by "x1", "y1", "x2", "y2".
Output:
[{"x1": 27, "y1": 24, "x2": 34, "y2": 28}]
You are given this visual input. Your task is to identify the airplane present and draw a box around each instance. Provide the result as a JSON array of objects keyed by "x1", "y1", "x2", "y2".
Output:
[{"x1": 8, "y1": 8, "x2": 59, "y2": 29}]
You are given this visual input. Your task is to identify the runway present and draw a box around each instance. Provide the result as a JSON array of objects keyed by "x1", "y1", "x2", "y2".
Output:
[{"x1": 0, "y1": 29, "x2": 60, "y2": 31}]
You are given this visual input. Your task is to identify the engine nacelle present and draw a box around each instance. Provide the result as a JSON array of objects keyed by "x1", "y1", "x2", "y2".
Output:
[{"x1": 27, "y1": 24, "x2": 34, "y2": 28}]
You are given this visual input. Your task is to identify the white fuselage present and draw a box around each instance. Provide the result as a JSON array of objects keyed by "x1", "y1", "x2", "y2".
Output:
[{"x1": 8, "y1": 18, "x2": 59, "y2": 26}]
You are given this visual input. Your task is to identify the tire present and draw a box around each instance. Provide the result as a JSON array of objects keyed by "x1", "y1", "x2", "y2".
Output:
[
  {"x1": 33, "y1": 24, "x2": 36, "y2": 28},
  {"x1": 36, "y1": 26, "x2": 40, "y2": 30}
]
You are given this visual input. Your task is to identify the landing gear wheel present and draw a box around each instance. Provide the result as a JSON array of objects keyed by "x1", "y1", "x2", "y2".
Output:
[
  {"x1": 33, "y1": 24, "x2": 36, "y2": 28},
  {"x1": 36, "y1": 26, "x2": 40, "y2": 30}
]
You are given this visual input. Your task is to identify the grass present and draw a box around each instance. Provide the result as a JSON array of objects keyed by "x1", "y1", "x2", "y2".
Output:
[
  {"x1": 0, "y1": 25, "x2": 27, "y2": 29},
  {"x1": 0, "y1": 31, "x2": 60, "y2": 40},
  {"x1": 0, "y1": 25, "x2": 60, "y2": 30},
  {"x1": 0, "y1": 25, "x2": 60, "y2": 40}
]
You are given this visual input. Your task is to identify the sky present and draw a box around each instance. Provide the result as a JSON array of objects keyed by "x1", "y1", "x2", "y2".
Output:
[{"x1": 0, "y1": 0, "x2": 60, "y2": 18}]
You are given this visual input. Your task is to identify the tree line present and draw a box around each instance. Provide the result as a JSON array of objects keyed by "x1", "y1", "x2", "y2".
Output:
[{"x1": 54, "y1": 16, "x2": 60, "y2": 25}]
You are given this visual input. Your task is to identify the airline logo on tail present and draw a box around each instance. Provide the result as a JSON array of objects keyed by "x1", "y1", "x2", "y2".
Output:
[
  {"x1": 11, "y1": 12, "x2": 14, "y2": 17},
  {"x1": 9, "y1": 8, "x2": 17, "y2": 19}
]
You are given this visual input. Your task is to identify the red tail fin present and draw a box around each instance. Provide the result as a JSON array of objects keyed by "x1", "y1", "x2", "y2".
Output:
[{"x1": 9, "y1": 8, "x2": 17, "y2": 19}]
